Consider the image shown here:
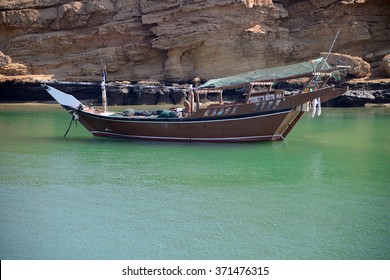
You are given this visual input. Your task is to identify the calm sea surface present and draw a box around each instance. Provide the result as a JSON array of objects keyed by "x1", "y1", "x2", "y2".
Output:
[{"x1": 0, "y1": 104, "x2": 389, "y2": 260}]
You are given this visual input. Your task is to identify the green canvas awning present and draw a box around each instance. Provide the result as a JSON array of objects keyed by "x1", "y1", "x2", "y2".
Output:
[{"x1": 199, "y1": 57, "x2": 333, "y2": 89}]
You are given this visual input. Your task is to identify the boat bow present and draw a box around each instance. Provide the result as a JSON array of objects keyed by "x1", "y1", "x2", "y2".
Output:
[{"x1": 42, "y1": 84, "x2": 83, "y2": 110}]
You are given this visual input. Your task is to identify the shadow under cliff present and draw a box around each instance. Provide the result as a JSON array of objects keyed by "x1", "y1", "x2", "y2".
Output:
[{"x1": 0, "y1": 80, "x2": 389, "y2": 107}]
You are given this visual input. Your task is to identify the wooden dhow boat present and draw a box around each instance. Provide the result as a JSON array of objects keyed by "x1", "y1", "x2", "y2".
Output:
[{"x1": 42, "y1": 58, "x2": 349, "y2": 143}]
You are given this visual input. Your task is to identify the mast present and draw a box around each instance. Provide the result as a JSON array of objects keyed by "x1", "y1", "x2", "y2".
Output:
[{"x1": 321, "y1": 29, "x2": 340, "y2": 70}]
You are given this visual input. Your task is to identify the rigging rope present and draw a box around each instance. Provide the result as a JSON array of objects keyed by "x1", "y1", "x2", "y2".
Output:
[
  {"x1": 321, "y1": 29, "x2": 340, "y2": 70},
  {"x1": 63, "y1": 112, "x2": 78, "y2": 138}
]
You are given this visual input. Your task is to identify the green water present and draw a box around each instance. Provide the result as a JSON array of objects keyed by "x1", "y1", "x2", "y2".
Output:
[{"x1": 0, "y1": 105, "x2": 389, "y2": 260}]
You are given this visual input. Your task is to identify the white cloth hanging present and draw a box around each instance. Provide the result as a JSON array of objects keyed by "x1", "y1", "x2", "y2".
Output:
[
  {"x1": 317, "y1": 97, "x2": 321, "y2": 116},
  {"x1": 311, "y1": 98, "x2": 318, "y2": 118}
]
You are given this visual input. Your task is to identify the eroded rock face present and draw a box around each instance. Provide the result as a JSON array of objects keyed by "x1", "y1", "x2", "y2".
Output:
[
  {"x1": 0, "y1": 0, "x2": 389, "y2": 82},
  {"x1": 0, "y1": 51, "x2": 12, "y2": 67},
  {"x1": 380, "y1": 54, "x2": 390, "y2": 77}
]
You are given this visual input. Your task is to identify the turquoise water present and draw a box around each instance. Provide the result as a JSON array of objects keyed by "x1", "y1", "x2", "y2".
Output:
[{"x1": 0, "y1": 105, "x2": 389, "y2": 260}]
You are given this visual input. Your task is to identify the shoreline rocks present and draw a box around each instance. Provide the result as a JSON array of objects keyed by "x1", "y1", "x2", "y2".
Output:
[
  {"x1": 1, "y1": 79, "x2": 389, "y2": 107},
  {"x1": 323, "y1": 80, "x2": 390, "y2": 107},
  {"x1": 321, "y1": 53, "x2": 371, "y2": 78}
]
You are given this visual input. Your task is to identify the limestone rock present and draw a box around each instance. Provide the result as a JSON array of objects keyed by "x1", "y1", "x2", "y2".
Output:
[
  {"x1": 321, "y1": 52, "x2": 371, "y2": 78},
  {"x1": 0, "y1": 63, "x2": 30, "y2": 76},
  {"x1": 0, "y1": 51, "x2": 12, "y2": 67},
  {"x1": 380, "y1": 54, "x2": 390, "y2": 77},
  {"x1": 312, "y1": 0, "x2": 366, "y2": 8},
  {"x1": 0, "y1": 0, "x2": 389, "y2": 82}
]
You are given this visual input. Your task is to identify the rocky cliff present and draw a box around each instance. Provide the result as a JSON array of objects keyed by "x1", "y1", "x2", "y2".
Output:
[{"x1": 0, "y1": 0, "x2": 389, "y2": 83}]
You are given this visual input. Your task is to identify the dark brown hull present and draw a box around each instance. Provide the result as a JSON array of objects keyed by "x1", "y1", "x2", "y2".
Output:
[{"x1": 76, "y1": 108, "x2": 296, "y2": 142}]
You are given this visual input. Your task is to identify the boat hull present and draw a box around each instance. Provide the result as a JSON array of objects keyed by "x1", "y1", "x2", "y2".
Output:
[
  {"x1": 75, "y1": 108, "x2": 294, "y2": 143},
  {"x1": 73, "y1": 86, "x2": 348, "y2": 143},
  {"x1": 44, "y1": 83, "x2": 348, "y2": 143}
]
